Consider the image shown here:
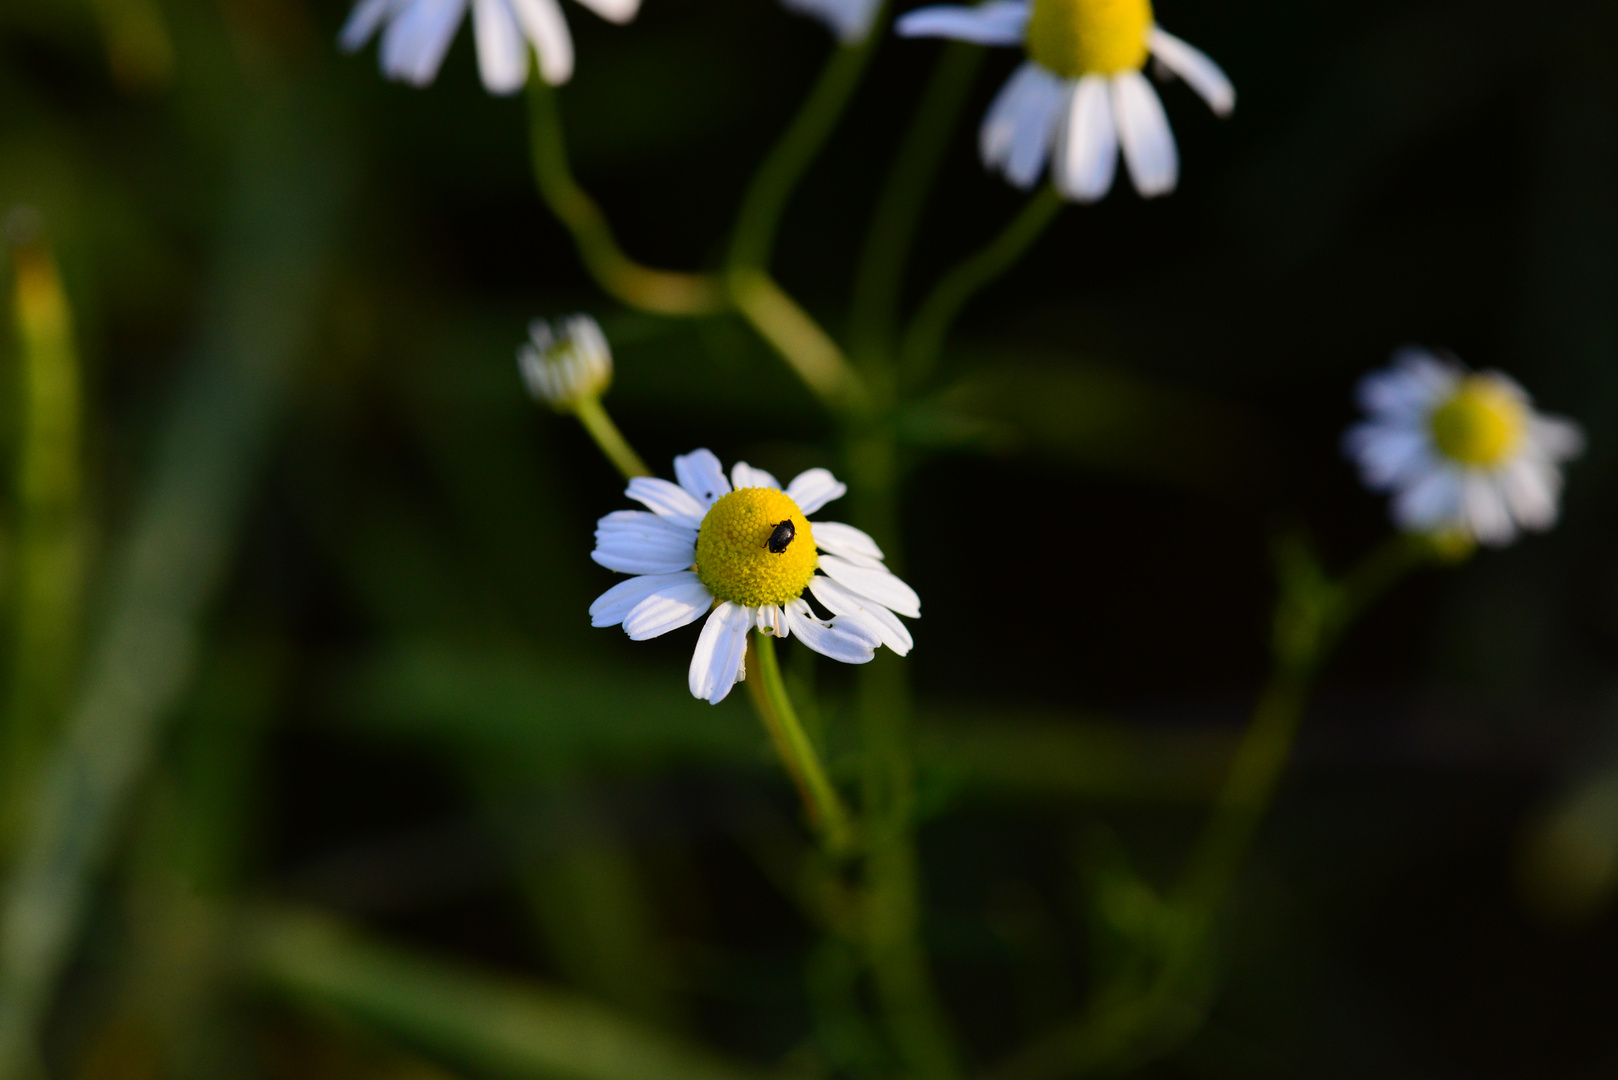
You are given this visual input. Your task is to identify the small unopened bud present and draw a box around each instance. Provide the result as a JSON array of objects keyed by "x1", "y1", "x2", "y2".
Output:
[{"x1": 518, "y1": 314, "x2": 613, "y2": 412}]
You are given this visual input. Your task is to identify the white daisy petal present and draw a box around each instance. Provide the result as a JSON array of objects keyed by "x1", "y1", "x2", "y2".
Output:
[
  {"x1": 895, "y1": 0, "x2": 1029, "y2": 44},
  {"x1": 785, "y1": 468, "x2": 846, "y2": 515},
  {"x1": 1462, "y1": 475, "x2": 1516, "y2": 546},
  {"x1": 818, "y1": 555, "x2": 920, "y2": 619},
  {"x1": 811, "y1": 521, "x2": 885, "y2": 564},
  {"x1": 1532, "y1": 416, "x2": 1586, "y2": 461},
  {"x1": 1147, "y1": 27, "x2": 1235, "y2": 116},
  {"x1": 980, "y1": 62, "x2": 1067, "y2": 190},
  {"x1": 781, "y1": 0, "x2": 882, "y2": 42},
  {"x1": 1053, "y1": 76, "x2": 1118, "y2": 203},
  {"x1": 1343, "y1": 424, "x2": 1433, "y2": 490},
  {"x1": 784, "y1": 599, "x2": 879, "y2": 665},
  {"x1": 380, "y1": 0, "x2": 467, "y2": 87},
  {"x1": 689, "y1": 602, "x2": 752, "y2": 704},
  {"x1": 809, "y1": 576, "x2": 913, "y2": 656},
  {"x1": 624, "y1": 577, "x2": 715, "y2": 640},
  {"x1": 472, "y1": 0, "x2": 529, "y2": 94},
  {"x1": 509, "y1": 0, "x2": 574, "y2": 84},
  {"x1": 340, "y1": 0, "x2": 398, "y2": 50},
  {"x1": 1499, "y1": 457, "x2": 1559, "y2": 532},
  {"x1": 731, "y1": 461, "x2": 783, "y2": 491},
  {"x1": 1392, "y1": 467, "x2": 1462, "y2": 533},
  {"x1": 1111, "y1": 71, "x2": 1179, "y2": 198},
  {"x1": 571, "y1": 0, "x2": 639, "y2": 24},
  {"x1": 755, "y1": 604, "x2": 788, "y2": 639},
  {"x1": 626, "y1": 477, "x2": 707, "y2": 529},
  {"x1": 675, "y1": 449, "x2": 732, "y2": 508},
  {"x1": 592, "y1": 512, "x2": 697, "y2": 574},
  {"x1": 590, "y1": 571, "x2": 699, "y2": 628}
]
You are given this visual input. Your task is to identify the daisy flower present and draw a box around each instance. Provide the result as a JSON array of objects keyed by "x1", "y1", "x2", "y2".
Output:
[
  {"x1": 518, "y1": 314, "x2": 612, "y2": 410},
  {"x1": 1344, "y1": 348, "x2": 1584, "y2": 547},
  {"x1": 895, "y1": 0, "x2": 1233, "y2": 201},
  {"x1": 781, "y1": 0, "x2": 884, "y2": 43},
  {"x1": 338, "y1": 0, "x2": 640, "y2": 94},
  {"x1": 590, "y1": 450, "x2": 918, "y2": 704}
]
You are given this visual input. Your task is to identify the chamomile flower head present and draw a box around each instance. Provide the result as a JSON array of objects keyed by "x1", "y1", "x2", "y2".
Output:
[
  {"x1": 519, "y1": 314, "x2": 613, "y2": 410},
  {"x1": 1344, "y1": 348, "x2": 1585, "y2": 547},
  {"x1": 781, "y1": 0, "x2": 884, "y2": 43},
  {"x1": 590, "y1": 450, "x2": 919, "y2": 704},
  {"x1": 339, "y1": 0, "x2": 640, "y2": 94},
  {"x1": 896, "y1": 0, "x2": 1233, "y2": 201}
]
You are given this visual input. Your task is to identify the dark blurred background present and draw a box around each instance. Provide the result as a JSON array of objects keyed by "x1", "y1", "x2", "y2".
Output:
[{"x1": 3, "y1": 0, "x2": 1618, "y2": 1076}]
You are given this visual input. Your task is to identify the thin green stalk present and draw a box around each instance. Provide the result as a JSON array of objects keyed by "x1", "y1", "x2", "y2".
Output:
[
  {"x1": 749, "y1": 633, "x2": 854, "y2": 855},
  {"x1": 726, "y1": 33, "x2": 884, "y2": 275},
  {"x1": 848, "y1": 43, "x2": 983, "y2": 365},
  {"x1": 729, "y1": 269, "x2": 867, "y2": 413},
  {"x1": 2, "y1": 221, "x2": 85, "y2": 857},
  {"x1": 898, "y1": 185, "x2": 1064, "y2": 392},
  {"x1": 571, "y1": 396, "x2": 651, "y2": 480},
  {"x1": 527, "y1": 81, "x2": 725, "y2": 317}
]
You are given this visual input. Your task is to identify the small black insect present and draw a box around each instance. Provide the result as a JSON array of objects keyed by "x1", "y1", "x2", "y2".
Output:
[{"x1": 766, "y1": 520, "x2": 796, "y2": 554}]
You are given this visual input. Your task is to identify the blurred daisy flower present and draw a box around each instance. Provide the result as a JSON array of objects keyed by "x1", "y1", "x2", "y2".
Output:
[
  {"x1": 519, "y1": 314, "x2": 612, "y2": 410},
  {"x1": 896, "y1": 0, "x2": 1233, "y2": 201},
  {"x1": 782, "y1": 0, "x2": 883, "y2": 43},
  {"x1": 1344, "y1": 348, "x2": 1584, "y2": 547},
  {"x1": 590, "y1": 450, "x2": 919, "y2": 704},
  {"x1": 339, "y1": 0, "x2": 640, "y2": 93}
]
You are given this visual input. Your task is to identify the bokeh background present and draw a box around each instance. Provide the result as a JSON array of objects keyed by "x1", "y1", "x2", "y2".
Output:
[{"x1": 3, "y1": 0, "x2": 1618, "y2": 1076}]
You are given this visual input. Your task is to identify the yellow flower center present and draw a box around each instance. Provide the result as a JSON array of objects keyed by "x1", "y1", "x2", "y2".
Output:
[
  {"x1": 695, "y1": 488, "x2": 817, "y2": 608},
  {"x1": 1026, "y1": 0, "x2": 1153, "y2": 78},
  {"x1": 1428, "y1": 377, "x2": 1527, "y2": 467}
]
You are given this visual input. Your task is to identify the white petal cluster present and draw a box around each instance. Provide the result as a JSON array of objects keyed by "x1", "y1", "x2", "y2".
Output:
[
  {"x1": 518, "y1": 314, "x2": 613, "y2": 410},
  {"x1": 896, "y1": 3, "x2": 1233, "y2": 201},
  {"x1": 340, "y1": 0, "x2": 640, "y2": 93},
  {"x1": 1344, "y1": 348, "x2": 1584, "y2": 547},
  {"x1": 590, "y1": 450, "x2": 919, "y2": 705}
]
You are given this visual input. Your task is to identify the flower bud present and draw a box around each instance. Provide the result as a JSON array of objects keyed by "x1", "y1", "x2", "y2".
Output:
[{"x1": 518, "y1": 314, "x2": 613, "y2": 411}]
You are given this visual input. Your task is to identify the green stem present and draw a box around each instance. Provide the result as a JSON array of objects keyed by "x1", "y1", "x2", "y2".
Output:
[
  {"x1": 571, "y1": 396, "x2": 651, "y2": 481},
  {"x1": 726, "y1": 35, "x2": 883, "y2": 275},
  {"x1": 527, "y1": 80, "x2": 725, "y2": 317},
  {"x1": 729, "y1": 269, "x2": 867, "y2": 414},
  {"x1": 749, "y1": 633, "x2": 854, "y2": 855},
  {"x1": 898, "y1": 185, "x2": 1064, "y2": 392},
  {"x1": 848, "y1": 43, "x2": 983, "y2": 366}
]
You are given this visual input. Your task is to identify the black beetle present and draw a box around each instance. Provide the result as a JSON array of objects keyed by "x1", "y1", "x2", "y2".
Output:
[{"x1": 766, "y1": 519, "x2": 795, "y2": 554}]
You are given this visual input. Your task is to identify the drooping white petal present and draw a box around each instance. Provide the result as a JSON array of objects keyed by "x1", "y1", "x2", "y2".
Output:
[
  {"x1": 1392, "y1": 468, "x2": 1462, "y2": 533},
  {"x1": 980, "y1": 63, "x2": 1067, "y2": 190},
  {"x1": 689, "y1": 602, "x2": 752, "y2": 704},
  {"x1": 811, "y1": 521, "x2": 886, "y2": 565},
  {"x1": 590, "y1": 571, "x2": 698, "y2": 628},
  {"x1": 1498, "y1": 457, "x2": 1560, "y2": 532},
  {"x1": 783, "y1": 599, "x2": 879, "y2": 665},
  {"x1": 626, "y1": 478, "x2": 708, "y2": 529},
  {"x1": 896, "y1": 0, "x2": 1029, "y2": 43},
  {"x1": 380, "y1": 0, "x2": 468, "y2": 87},
  {"x1": 340, "y1": 0, "x2": 398, "y2": 51},
  {"x1": 507, "y1": 0, "x2": 574, "y2": 84},
  {"x1": 1358, "y1": 350, "x2": 1456, "y2": 420},
  {"x1": 1111, "y1": 71, "x2": 1179, "y2": 198},
  {"x1": 785, "y1": 468, "x2": 846, "y2": 515},
  {"x1": 818, "y1": 555, "x2": 920, "y2": 618},
  {"x1": 1462, "y1": 475, "x2": 1516, "y2": 546},
  {"x1": 731, "y1": 461, "x2": 782, "y2": 491},
  {"x1": 755, "y1": 604, "x2": 788, "y2": 639},
  {"x1": 1343, "y1": 424, "x2": 1434, "y2": 490},
  {"x1": 782, "y1": 0, "x2": 883, "y2": 43},
  {"x1": 472, "y1": 0, "x2": 529, "y2": 94},
  {"x1": 675, "y1": 449, "x2": 732, "y2": 508},
  {"x1": 809, "y1": 576, "x2": 913, "y2": 656},
  {"x1": 571, "y1": 0, "x2": 640, "y2": 24},
  {"x1": 624, "y1": 577, "x2": 715, "y2": 640},
  {"x1": 1147, "y1": 27, "x2": 1235, "y2": 116},
  {"x1": 1053, "y1": 76, "x2": 1118, "y2": 203}
]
